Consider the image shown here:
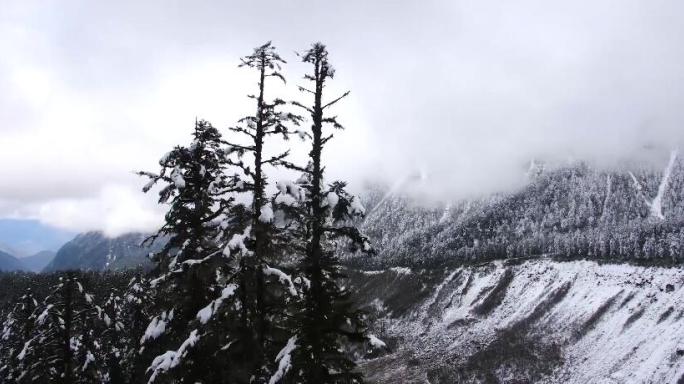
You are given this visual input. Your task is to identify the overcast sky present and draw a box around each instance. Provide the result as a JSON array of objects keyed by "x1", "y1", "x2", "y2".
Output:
[{"x1": 2, "y1": 0, "x2": 684, "y2": 236}]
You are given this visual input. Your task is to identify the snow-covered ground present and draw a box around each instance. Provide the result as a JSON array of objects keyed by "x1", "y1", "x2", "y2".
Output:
[{"x1": 352, "y1": 259, "x2": 684, "y2": 383}]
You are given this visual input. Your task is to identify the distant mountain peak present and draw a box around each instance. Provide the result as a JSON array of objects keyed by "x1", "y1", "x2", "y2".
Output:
[
  {"x1": 43, "y1": 231, "x2": 162, "y2": 273},
  {"x1": 0, "y1": 242, "x2": 24, "y2": 258},
  {"x1": 20, "y1": 250, "x2": 56, "y2": 272},
  {"x1": 0, "y1": 250, "x2": 24, "y2": 272}
]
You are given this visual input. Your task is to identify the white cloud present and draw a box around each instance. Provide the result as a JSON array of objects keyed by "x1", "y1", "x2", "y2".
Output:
[
  {"x1": 36, "y1": 183, "x2": 164, "y2": 237},
  {"x1": 1, "y1": 0, "x2": 684, "y2": 232}
]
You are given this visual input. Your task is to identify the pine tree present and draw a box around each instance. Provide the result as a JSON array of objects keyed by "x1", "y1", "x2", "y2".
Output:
[
  {"x1": 19, "y1": 273, "x2": 105, "y2": 384},
  {"x1": 118, "y1": 274, "x2": 155, "y2": 383},
  {"x1": 139, "y1": 119, "x2": 241, "y2": 383},
  {"x1": 0, "y1": 288, "x2": 38, "y2": 383},
  {"x1": 282, "y1": 42, "x2": 373, "y2": 384},
  {"x1": 140, "y1": 43, "x2": 303, "y2": 383},
  {"x1": 216, "y1": 41, "x2": 303, "y2": 381},
  {"x1": 97, "y1": 290, "x2": 126, "y2": 383}
]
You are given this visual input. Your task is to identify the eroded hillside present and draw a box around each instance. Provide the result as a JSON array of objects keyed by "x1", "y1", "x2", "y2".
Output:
[{"x1": 352, "y1": 259, "x2": 684, "y2": 383}]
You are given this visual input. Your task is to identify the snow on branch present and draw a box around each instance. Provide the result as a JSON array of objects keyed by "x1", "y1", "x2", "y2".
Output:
[
  {"x1": 196, "y1": 284, "x2": 237, "y2": 324},
  {"x1": 268, "y1": 336, "x2": 297, "y2": 384},
  {"x1": 224, "y1": 226, "x2": 252, "y2": 257},
  {"x1": 170, "y1": 166, "x2": 186, "y2": 189},
  {"x1": 147, "y1": 329, "x2": 200, "y2": 383},
  {"x1": 17, "y1": 339, "x2": 32, "y2": 360},
  {"x1": 141, "y1": 311, "x2": 172, "y2": 344},
  {"x1": 263, "y1": 265, "x2": 298, "y2": 296},
  {"x1": 259, "y1": 205, "x2": 274, "y2": 223},
  {"x1": 36, "y1": 304, "x2": 53, "y2": 325}
]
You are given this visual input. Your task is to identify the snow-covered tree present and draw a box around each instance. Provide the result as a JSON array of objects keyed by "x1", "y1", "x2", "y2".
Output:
[
  {"x1": 117, "y1": 274, "x2": 155, "y2": 382},
  {"x1": 96, "y1": 289, "x2": 127, "y2": 383},
  {"x1": 280, "y1": 42, "x2": 373, "y2": 384},
  {"x1": 139, "y1": 119, "x2": 241, "y2": 383},
  {"x1": 18, "y1": 274, "x2": 106, "y2": 383},
  {"x1": 213, "y1": 41, "x2": 304, "y2": 382},
  {"x1": 139, "y1": 42, "x2": 305, "y2": 383},
  {"x1": 0, "y1": 288, "x2": 38, "y2": 383}
]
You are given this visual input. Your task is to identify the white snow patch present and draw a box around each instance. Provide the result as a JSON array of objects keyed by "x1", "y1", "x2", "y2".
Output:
[
  {"x1": 629, "y1": 149, "x2": 678, "y2": 220},
  {"x1": 323, "y1": 192, "x2": 339, "y2": 208},
  {"x1": 37, "y1": 304, "x2": 53, "y2": 325},
  {"x1": 224, "y1": 226, "x2": 252, "y2": 257},
  {"x1": 147, "y1": 329, "x2": 200, "y2": 383},
  {"x1": 264, "y1": 266, "x2": 298, "y2": 296},
  {"x1": 350, "y1": 196, "x2": 365, "y2": 215},
  {"x1": 17, "y1": 340, "x2": 31, "y2": 360},
  {"x1": 269, "y1": 336, "x2": 297, "y2": 384},
  {"x1": 82, "y1": 351, "x2": 95, "y2": 371},
  {"x1": 389, "y1": 267, "x2": 412, "y2": 275},
  {"x1": 170, "y1": 166, "x2": 185, "y2": 189},
  {"x1": 361, "y1": 270, "x2": 385, "y2": 275},
  {"x1": 141, "y1": 312, "x2": 169, "y2": 344},
  {"x1": 259, "y1": 205, "x2": 274, "y2": 223},
  {"x1": 367, "y1": 334, "x2": 387, "y2": 349},
  {"x1": 196, "y1": 284, "x2": 237, "y2": 324}
]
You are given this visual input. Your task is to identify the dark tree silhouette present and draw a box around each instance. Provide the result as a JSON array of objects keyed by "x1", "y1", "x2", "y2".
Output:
[
  {"x1": 0, "y1": 288, "x2": 38, "y2": 383},
  {"x1": 19, "y1": 274, "x2": 105, "y2": 383},
  {"x1": 281, "y1": 42, "x2": 372, "y2": 384},
  {"x1": 222, "y1": 41, "x2": 304, "y2": 381},
  {"x1": 138, "y1": 120, "x2": 241, "y2": 383}
]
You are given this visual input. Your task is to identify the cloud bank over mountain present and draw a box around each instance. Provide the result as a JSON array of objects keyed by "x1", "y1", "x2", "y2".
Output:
[{"x1": 2, "y1": 0, "x2": 684, "y2": 234}]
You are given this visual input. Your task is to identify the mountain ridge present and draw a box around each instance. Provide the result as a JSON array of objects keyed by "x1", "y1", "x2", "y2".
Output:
[
  {"x1": 0, "y1": 250, "x2": 25, "y2": 272},
  {"x1": 31, "y1": 157, "x2": 684, "y2": 272},
  {"x1": 20, "y1": 250, "x2": 56, "y2": 272},
  {"x1": 354, "y1": 157, "x2": 684, "y2": 268},
  {"x1": 43, "y1": 231, "x2": 160, "y2": 272}
]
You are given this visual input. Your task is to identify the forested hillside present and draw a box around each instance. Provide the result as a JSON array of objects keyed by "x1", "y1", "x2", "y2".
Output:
[{"x1": 357, "y1": 152, "x2": 684, "y2": 267}]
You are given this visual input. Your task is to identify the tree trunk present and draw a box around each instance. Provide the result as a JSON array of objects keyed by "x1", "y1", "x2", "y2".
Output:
[
  {"x1": 61, "y1": 278, "x2": 73, "y2": 384},
  {"x1": 306, "y1": 51, "x2": 327, "y2": 382}
]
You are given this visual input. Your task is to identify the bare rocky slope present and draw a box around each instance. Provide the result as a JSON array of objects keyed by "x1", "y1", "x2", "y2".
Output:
[{"x1": 351, "y1": 259, "x2": 684, "y2": 383}]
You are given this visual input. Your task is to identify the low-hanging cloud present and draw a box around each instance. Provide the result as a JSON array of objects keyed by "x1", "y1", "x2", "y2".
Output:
[{"x1": 1, "y1": 0, "x2": 684, "y2": 234}]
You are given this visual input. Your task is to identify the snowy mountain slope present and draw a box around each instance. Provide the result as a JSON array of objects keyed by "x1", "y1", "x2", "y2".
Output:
[
  {"x1": 43, "y1": 232, "x2": 161, "y2": 272},
  {"x1": 351, "y1": 259, "x2": 684, "y2": 383},
  {"x1": 355, "y1": 157, "x2": 684, "y2": 268}
]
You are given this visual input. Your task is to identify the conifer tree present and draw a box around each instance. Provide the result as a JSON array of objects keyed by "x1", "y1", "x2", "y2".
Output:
[
  {"x1": 217, "y1": 41, "x2": 303, "y2": 381},
  {"x1": 139, "y1": 41, "x2": 303, "y2": 381},
  {"x1": 98, "y1": 290, "x2": 126, "y2": 383},
  {"x1": 19, "y1": 273, "x2": 105, "y2": 384},
  {"x1": 119, "y1": 274, "x2": 155, "y2": 383},
  {"x1": 139, "y1": 119, "x2": 241, "y2": 383},
  {"x1": 281, "y1": 42, "x2": 373, "y2": 384},
  {"x1": 0, "y1": 288, "x2": 38, "y2": 383}
]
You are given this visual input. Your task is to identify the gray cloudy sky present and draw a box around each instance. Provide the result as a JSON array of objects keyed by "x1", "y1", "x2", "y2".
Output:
[{"x1": 1, "y1": 0, "x2": 684, "y2": 235}]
